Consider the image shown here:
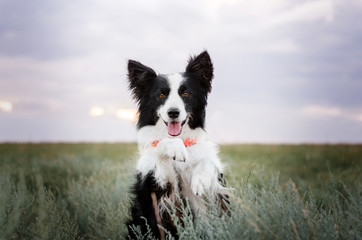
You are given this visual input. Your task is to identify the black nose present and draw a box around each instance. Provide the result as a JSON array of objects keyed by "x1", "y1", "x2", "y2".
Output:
[{"x1": 168, "y1": 109, "x2": 180, "y2": 119}]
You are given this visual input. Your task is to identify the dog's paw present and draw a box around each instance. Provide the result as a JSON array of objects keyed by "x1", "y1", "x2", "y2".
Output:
[
  {"x1": 157, "y1": 138, "x2": 188, "y2": 162},
  {"x1": 191, "y1": 173, "x2": 211, "y2": 196}
]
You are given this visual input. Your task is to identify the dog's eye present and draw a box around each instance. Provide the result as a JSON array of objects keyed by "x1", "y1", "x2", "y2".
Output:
[
  {"x1": 182, "y1": 91, "x2": 189, "y2": 97},
  {"x1": 159, "y1": 93, "x2": 166, "y2": 99}
]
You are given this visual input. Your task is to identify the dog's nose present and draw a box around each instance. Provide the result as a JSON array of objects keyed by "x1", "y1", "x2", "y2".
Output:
[{"x1": 168, "y1": 108, "x2": 180, "y2": 119}]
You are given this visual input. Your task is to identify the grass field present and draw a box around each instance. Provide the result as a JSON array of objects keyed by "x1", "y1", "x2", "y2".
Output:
[{"x1": 0, "y1": 143, "x2": 361, "y2": 239}]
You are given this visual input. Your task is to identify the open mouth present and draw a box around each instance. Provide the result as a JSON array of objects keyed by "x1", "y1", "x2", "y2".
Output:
[{"x1": 164, "y1": 119, "x2": 187, "y2": 136}]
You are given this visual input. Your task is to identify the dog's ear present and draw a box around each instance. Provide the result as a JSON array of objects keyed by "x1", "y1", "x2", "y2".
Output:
[
  {"x1": 128, "y1": 60, "x2": 157, "y2": 102},
  {"x1": 185, "y1": 51, "x2": 214, "y2": 93}
]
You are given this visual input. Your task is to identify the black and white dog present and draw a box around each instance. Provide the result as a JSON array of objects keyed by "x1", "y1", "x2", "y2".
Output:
[{"x1": 127, "y1": 51, "x2": 227, "y2": 239}]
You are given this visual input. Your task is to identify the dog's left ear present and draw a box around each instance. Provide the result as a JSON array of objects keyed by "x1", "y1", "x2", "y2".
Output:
[{"x1": 185, "y1": 50, "x2": 214, "y2": 93}]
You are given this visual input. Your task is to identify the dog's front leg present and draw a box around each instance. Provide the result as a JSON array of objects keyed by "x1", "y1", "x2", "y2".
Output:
[
  {"x1": 154, "y1": 138, "x2": 188, "y2": 189},
  {"x1": 189, "y1": 142, "x2": 224, "y2": 196}
]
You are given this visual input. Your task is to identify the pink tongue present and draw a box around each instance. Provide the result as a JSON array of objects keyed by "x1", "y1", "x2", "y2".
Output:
[{"x1": 168, "y1": 122, "x2": 182, "y2": 136}]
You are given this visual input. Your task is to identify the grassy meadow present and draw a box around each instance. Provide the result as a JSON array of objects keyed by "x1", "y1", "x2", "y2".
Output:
[{"x1": 0, "y1": 143, "x2": 361, "y2": 239}]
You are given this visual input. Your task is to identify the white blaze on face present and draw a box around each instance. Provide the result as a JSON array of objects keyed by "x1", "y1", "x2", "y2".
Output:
[{"x1": 157, "y1": 73, "x2": 188, "y2": 136}]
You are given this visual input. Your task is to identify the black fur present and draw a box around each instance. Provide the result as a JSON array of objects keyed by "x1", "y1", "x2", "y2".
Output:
[
  {"x1": 127, "y1": 171, "x2": 177, "y2": 239},
  {"x1": 128, "y1": 61, "x2": 171, "y2": 129},
  {"x1": 180, "y1": 73, "x2": 209, "y2": 129},
  {"x1": 128, "y1": 60, "x2": 157, "y2": 102},
  {"x1": 185, "y1": 50, "x2": 214, "y2": 94}
]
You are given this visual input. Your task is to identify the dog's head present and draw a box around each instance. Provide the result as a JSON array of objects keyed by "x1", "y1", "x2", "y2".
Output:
[{"x1": 128, "y1": 51, "x2": 213, "y2": 136}]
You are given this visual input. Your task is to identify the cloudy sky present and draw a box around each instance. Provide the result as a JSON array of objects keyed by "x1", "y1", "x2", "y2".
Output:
[{"x1": 0, "y1": 0, "x2": 361, "y2": 143}]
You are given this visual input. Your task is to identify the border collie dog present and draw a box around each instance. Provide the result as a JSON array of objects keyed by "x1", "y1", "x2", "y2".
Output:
[{"x1": 127, "y1": 51, "x2": 227, "y2": 239}]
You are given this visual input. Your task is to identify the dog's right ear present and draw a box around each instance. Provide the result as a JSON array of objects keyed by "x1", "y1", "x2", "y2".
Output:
[{"x1": 128, "y1": 60, "x2": 157, "y2": 102}]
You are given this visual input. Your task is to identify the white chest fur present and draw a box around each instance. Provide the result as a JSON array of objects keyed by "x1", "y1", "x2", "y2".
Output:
[{"x1": 135, "y1": 121, "x2": 224, "y2": 213}]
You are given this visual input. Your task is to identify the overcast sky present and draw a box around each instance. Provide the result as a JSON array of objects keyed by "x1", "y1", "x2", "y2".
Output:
[{"x1": 0, "y1": 0, "x2": 361, "y2": 143}]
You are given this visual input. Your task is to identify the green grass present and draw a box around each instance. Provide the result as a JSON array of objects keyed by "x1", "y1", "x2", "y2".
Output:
[
  {"x1": 0, "y1": 143, "x2": 361, "y2": 239},
  {"x1": 221, "y1": 144, "x2": 361, "y2": 201}
]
